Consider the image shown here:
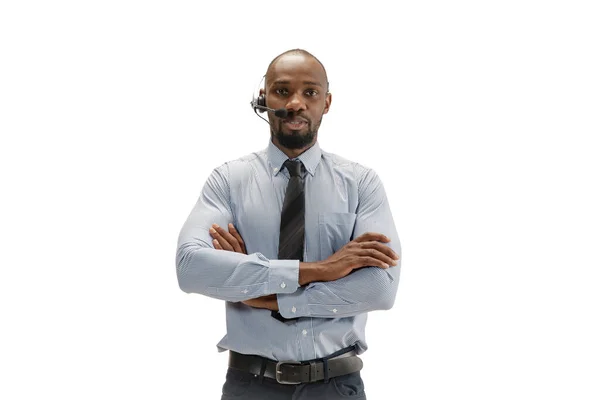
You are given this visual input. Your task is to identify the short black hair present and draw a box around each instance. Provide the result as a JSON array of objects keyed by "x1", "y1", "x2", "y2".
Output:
[{"x1": 265, "y1": 48, "x2": 329, "y2": 92}]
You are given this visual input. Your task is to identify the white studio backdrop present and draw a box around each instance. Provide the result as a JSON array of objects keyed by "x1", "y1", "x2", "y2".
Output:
[{"x1": 1, "y1": 1, "x2": 599, "y2": 399}]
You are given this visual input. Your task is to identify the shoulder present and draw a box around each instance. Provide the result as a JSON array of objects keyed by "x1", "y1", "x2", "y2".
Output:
[
  {"x1": 320, "y1": 149, "x2": 380, "y2": 186},
  {"x1": 208, "y1": 148, "x2": 267, "y2": 189},
  {"x1": 212, "y1": 148, "x2": 267, "y2": 175}
]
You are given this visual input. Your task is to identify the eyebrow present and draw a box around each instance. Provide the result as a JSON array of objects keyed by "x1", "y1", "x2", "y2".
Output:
[{"x1": 272, "y1": 80, "x2": 323, "y2": 87}]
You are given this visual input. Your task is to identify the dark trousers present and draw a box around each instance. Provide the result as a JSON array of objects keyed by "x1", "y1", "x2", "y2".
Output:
[{"x1": 220, "y1": 367, "x2": 367, "y2": 399}]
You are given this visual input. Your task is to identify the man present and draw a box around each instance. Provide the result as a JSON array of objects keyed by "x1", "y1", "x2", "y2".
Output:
[{"x1": 176, "y1": 49, "x2": 401, "y2": 399}]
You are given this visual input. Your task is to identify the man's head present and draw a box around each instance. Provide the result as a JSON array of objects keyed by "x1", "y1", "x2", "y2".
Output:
[{"x1": 261, "y1": 49, "x2": 332, "y2": 152}]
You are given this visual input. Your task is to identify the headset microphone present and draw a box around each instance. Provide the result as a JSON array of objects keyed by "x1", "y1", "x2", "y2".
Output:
[
  {"x1": 251, "y1": 103, "x2": 288, "y2": 118},
  {"x1": 250, "y1": 75, "x2": 288, "y2": 124}
]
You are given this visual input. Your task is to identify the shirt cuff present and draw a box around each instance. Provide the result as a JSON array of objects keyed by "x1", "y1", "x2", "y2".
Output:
[
  {"x1": 268, "y1": 259, "x2": 300, "y2": 294},
  {"x1": 277, "y1": 288, "x2": 309, "y2": 319}
]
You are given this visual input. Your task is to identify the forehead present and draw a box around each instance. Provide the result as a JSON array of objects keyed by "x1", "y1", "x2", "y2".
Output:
[{"x1": 266, "y1": 54, "x2": 327, "y2": 87}]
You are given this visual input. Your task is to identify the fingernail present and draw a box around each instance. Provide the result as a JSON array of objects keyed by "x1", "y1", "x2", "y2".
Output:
[{"x1": 209, "y1": 228, "x2": 216, "y2": 234}]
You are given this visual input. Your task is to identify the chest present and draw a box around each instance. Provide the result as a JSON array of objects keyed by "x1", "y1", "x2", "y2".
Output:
[{"x1": 230, "y1": 169, "x2": 359, "y2": 261}]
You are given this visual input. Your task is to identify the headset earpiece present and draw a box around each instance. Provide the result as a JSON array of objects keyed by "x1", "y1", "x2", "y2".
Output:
[
  {"x1": 251, "y1": 75, "x2": 267, "y2": 113},
  {"x1": 257, "y1": 92, "x2": 266, "y2": 109}
]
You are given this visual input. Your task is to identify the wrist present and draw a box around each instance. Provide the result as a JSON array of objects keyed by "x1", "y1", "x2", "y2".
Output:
[{"x1": 299, "y1": 262, "x2": 322, "y2": 286}]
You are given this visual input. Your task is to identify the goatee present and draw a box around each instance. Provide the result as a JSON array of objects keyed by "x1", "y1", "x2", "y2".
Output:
[
  {"x1": 272, "y1": 115, "x2": 322, "y2": 149},
  {"x1": 272, "y1": 130, "x2": 316, "y2": 149}
]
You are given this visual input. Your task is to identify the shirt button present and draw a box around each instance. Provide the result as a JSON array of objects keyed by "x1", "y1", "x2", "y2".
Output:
[
  {"x1": 332, "y1": 308, "x2": 338, "y2": 313},
  {"x1": 302, "y1": 330, "x2": 307, "y2": 336},
  {"x1": 291, "y1": 306, "x2": 296, "y2": 313},
  {"x1": 280, "y1": 282, "x2": 286, "y2": 289}
]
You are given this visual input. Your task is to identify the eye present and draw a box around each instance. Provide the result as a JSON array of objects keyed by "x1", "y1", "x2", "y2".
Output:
[
  {"x1": 275, "y1": 88, "x2": 288, "y2": 96},
  {"x1": 305, "y1": 89, "x2": 318, "y2": 97}
]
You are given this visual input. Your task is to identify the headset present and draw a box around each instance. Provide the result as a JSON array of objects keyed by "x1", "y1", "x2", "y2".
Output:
[
  {"x1": 251, "y1": 75, "x2": 267, "y2": 110},
  {"x1": 250, "y1": 75, "x2": 288, "y2": 120}
]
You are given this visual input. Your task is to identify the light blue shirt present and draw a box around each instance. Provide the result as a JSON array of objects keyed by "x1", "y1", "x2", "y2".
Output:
[{"x1": 176, "y1": 140, "x2": 401, "y2": 361}]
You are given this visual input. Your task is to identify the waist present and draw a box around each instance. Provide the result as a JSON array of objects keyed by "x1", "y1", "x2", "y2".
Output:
[
  {"x1": 220, "y1": 308, "x2": 368, "y2": 360},
  {"x1": 228, "y1": 347, "x2": 363, "y2": 385}
]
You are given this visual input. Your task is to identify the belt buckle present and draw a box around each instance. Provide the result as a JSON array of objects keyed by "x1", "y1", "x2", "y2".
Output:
[{"x1": 275, "y1": 360, "x2": 302, "y2": 384}]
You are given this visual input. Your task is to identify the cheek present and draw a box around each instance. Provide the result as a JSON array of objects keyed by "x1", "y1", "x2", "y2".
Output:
[
  {"x1": 317, "y1": 100, "x2": 329, "y2": 115},
  {"x1": 311, "y1": 108, "x2": 327, "y2": 121}
]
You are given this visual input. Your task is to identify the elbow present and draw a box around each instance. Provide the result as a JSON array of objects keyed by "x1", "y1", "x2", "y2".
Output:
[
  {"x1": 373, "y1": 270, "x2": 399, "y2": 311},
  {"x1": 377, "y1": 290, "x2": 397, "y2": 311},
  {"x1": 176, "y1": 267, "x2": 192, "y2": 294},
  {"x1": 175, "y1": 243, "x2": 207, "y2": 295},
  {"x1": 176, "y1": 255, "x2": 193, "y2": 294}
]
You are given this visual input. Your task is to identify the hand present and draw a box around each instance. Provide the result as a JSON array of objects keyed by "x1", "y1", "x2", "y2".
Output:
[
  {"x1": 300, "y1": 232, "x2": 399, "y2": 285},
  {"x1": 242, "y1": 294, "x2": 279, "y2": 311},
  {"x1": 209, "y1": 223, "x2": 247, "y2": 254}
]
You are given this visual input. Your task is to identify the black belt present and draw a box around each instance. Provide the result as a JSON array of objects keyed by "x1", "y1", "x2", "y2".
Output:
[{"x1": 228, "y1": 349, "x2": 363, "y2": 385}]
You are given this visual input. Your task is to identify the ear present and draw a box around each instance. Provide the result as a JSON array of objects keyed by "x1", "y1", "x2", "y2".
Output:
[{"x1": 323, "y1": 92, "x2": 332, "y2": 114}]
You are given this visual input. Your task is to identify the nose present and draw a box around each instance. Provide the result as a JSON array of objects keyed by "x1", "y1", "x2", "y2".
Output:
[{"x1": 285, "y1": 92, "x2": 306, "y2": 113}]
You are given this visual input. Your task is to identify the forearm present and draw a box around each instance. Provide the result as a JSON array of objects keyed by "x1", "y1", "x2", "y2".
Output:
[
  {"x1": 176, "y1": 241, "x2": 299, "y2": 302},
  {"x1": 278, "y1": 264, "x2": 400, "y2": 318},
  {"x1": 243, "y1": 294, "x2": 279, "y2": 311},
  {"x1": 177, "y1": 164, "x2": 300, "y2": 302},
  {"x1": 279, "y1": 165, "x2": 403, "y2": 318}
]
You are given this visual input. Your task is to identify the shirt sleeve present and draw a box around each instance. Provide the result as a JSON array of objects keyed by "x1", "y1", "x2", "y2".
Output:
[
  {"x1": 176, "y1": 164, "x2": 299, "y2": 302},
  {"x1": 277, "y1": 167, "x2": 401, "y2": 318}
]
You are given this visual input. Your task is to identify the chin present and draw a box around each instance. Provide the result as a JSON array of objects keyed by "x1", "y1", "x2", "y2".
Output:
[{"x1": 273, "y1": 130, "x2": 316, "y2": 150}]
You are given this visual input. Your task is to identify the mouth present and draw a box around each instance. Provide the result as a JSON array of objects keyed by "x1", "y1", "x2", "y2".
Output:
[{"x1": 282, "y1": 118, "x2": 308, "y2": 130}]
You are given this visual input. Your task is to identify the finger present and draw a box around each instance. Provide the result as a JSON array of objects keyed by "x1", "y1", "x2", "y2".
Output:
[
  {"x1": 213, "y1": 239, "x2": 223, "y2": 250},
  {"x1": 228, "y1": 223, "x2": 247, "y2": 253},
  {"x1": 213, "y1": 224, "x2": 242, "y2": 253},
  {"x1": 214, "y1": 224, "x2": 242, "y2": 253},
  {"x1": 359, "y1": 241, "x2": 399, "y2": 262},
  {"x1": 356, "y1": 256, "x2": 390, "y2": 269},
  {"x1": 357, "y1": 246, "x2": 398, "y2": 266},
  {"x1": 354, "y1": 232, "x2": 390, "y2": 243},
  {"x1": 210, "y1": 227, "x2": 234, "y2": 251}
]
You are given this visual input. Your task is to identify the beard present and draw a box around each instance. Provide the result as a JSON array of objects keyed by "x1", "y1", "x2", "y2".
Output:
[
  {"x1": 271, "y1": 116, "x2": 321, "y2": 149},
  {"x1": 272, "y1": 129, "x2": 316, "y2": 149}
]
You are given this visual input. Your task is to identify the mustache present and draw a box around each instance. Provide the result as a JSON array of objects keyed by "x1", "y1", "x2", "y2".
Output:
[{"x1": 281, "y1": 113, "x2": 309, "y2": 123}]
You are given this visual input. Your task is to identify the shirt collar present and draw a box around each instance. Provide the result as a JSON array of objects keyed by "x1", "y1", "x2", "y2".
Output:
[{"x1": 267, "y1": 140, "x2": 322, "y2": 177}]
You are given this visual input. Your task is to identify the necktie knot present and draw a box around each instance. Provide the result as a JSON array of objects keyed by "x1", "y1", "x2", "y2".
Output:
[{"x1": 284, "y1": 160, "x2": 304, "y2": 177}]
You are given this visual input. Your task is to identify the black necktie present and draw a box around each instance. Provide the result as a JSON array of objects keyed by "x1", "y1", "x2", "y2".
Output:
[
  {"x1": 272, "y1": 159, "x2": 304, "y2": 323},
  {"x1": 278, "y1": 160, "x2": 305, "y2": 261}
]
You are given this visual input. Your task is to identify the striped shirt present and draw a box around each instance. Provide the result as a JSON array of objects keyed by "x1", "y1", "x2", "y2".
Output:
[{"x1": 176, "y1": 140, "x2": 401, "y2": 361}]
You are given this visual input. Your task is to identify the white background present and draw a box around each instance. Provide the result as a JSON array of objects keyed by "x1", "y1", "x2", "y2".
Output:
[{"x1": 1, "y1": 1, "x2": 599, "y2": 399}]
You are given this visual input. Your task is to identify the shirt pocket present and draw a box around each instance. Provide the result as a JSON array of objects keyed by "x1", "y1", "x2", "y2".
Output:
[{"x1": 318, "y1": 212, "x2": 357, "y2": 260}]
